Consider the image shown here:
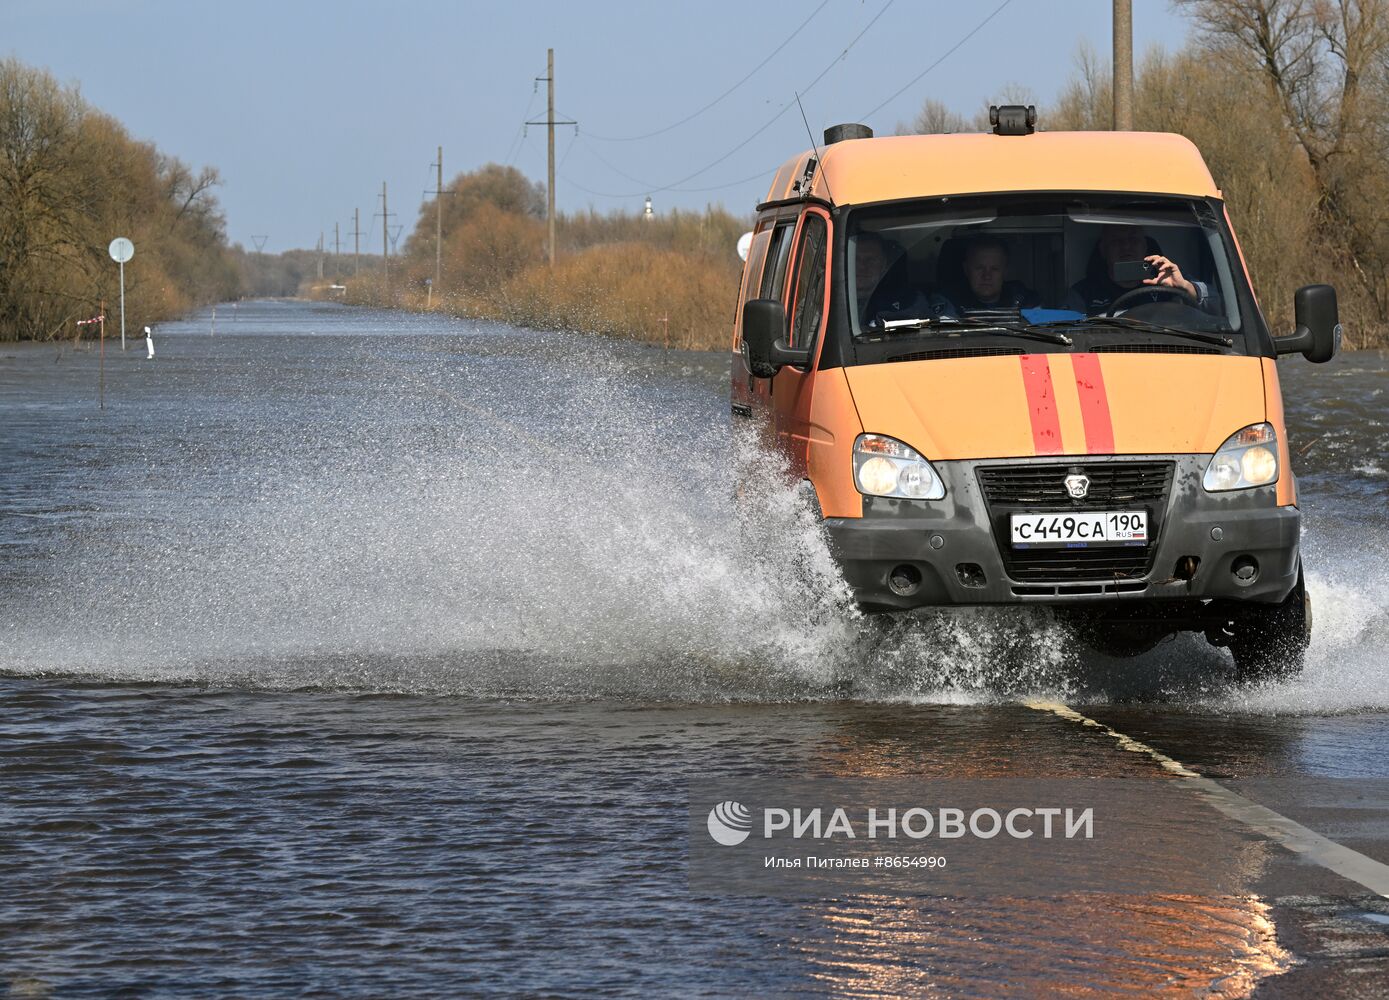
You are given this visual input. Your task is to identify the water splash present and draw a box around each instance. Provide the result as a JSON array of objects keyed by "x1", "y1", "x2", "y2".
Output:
[{"x1": 4, "y1": 305, "x2": 1387, "y2": 709}]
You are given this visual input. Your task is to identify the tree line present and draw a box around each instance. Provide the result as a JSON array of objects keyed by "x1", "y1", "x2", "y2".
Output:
[
  {"x1": 0, "y1": 58, "x2": 240, "y2": 341},
  {"x1": 12, "y1": 1, "x2": 1388, "y2": 352},
  {"x1": 329, "y1": 163, "x2": 749, "y2": 351}
]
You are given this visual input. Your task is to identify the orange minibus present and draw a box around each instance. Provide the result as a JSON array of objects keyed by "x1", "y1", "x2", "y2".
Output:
[{"x1": 732, "y1": 108, "x2": 1340, "y2": 680}]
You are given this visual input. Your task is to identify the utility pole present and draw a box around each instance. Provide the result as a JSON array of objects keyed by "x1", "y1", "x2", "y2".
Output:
[
  {"x1": 528, "y1": 49, "x2": 577, "y2": 267},
  {"x1": 435, "y1": 145, "x2": 443, "y2": 294},
  {"x1": 350, "y1": 208, "x2": 363, "y2": 276},
  {"x1": 380, "y1": 181, "x2": 390, "y2": 298},
  {"x1": 546, "y1": 50, "x2": 555, "y2": 268},
  {"x1": 333, "y1": 221, "x2": 340, "y2": 278},
  {"x1": 316, "y1": 232, "x2": 324, "y2": 280},
  {"x1": 1113, "y1": 0, "x2": 1133, "y2": 131}
]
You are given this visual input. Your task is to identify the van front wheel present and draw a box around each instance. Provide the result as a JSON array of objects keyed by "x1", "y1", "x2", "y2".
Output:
[{"x1": 1226, "y1": 567, "x2": 1311, "y2": 683}]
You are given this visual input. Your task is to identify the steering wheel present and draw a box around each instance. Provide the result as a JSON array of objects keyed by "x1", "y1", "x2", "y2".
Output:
[{"x1": 1104, "y1": 284, "x2": 1194, "y2": 315}]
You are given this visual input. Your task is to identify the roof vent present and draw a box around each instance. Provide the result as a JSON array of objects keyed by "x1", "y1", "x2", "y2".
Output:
[
  {"x1": 990, "y1": 104, "x2": 1036, "y2": 136},
  {"x1": 823, "y1": 123, "x2": 873, "y2": 146}
]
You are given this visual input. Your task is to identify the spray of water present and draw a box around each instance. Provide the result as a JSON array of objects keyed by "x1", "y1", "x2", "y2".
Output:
[{"x1": 4, "y1": 314, "x2": 1386, "y2": 708}]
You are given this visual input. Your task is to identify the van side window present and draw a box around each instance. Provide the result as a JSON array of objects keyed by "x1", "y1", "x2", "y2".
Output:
[
  {"x1": 742, "y1": 228, "x2": 773, "y2": 303},
  {"x1": 760, "y1": 222, "x2": 796, "y2": 301},
  {"x1": 734, "y1": 226, "x2": 774, "y2": 345},
  {"x1": 789, "y1": 215, "x2": 829, "y2": 348}
]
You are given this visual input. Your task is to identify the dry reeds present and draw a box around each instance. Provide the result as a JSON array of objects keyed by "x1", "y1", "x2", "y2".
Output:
[{"x1": 331, "y1": 164, "x2": 747, "y2": 351}]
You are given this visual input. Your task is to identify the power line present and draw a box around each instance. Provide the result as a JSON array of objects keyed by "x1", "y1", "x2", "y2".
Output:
[
  {"x1": 502, "y1": 123, "x2": 527, "y2": 166},
  {"x1": 573, "y1": 134, "x2": 654, "y2": 187},
  {"x1": 567, "y1": 136, "x2": 774, "y2": 196},
  {"x1": 503, "y1": 72, "x2": 545, "y2": 166},
  {"x1": 562, "y1": 0, "x2": 1014, "y2": 206},
  {"x1": 560, "y1": 151, "x2": 777, "y2": 199},
  {"x1": 858, "y1": 0, "x2": 1014, "y2": 122},
  {"x1": 673, "y1": 167, "x2": 777, "y2": 194},
  {"x1": 559, "y1": 174, "x2": 648, "y2": 200},
  {"x1": 564, "y1": 0, "x2": 896, "y2": 199},
  {"x1": 658, "y1": 0, "x2": 894, "y2": 190},
  {"x1": 557, "y1": 130, "x2": 579, "y2": 171},
  {"x1": 583, "y1": 0, "x2": 832, "y2": 143}
]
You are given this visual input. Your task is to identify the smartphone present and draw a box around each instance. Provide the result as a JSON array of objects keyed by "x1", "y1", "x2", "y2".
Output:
[{"x1": 1112, "y1": 259, "x2": 1158, "y2": 283}]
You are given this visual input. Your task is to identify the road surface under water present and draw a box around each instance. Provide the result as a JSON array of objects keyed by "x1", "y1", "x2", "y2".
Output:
[{"x1": 2, "y1": 300, "x2": 1388, "y2": 997}]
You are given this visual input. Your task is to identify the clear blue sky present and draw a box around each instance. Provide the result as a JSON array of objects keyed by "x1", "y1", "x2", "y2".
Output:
[{"x1": 3, "y1": 1, "x2": 1192, "y2": 253}]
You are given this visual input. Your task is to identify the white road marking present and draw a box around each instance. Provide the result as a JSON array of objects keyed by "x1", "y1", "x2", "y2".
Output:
[{"x1": 1025, "y1": 699, "x2": 1389, "y2": 899}]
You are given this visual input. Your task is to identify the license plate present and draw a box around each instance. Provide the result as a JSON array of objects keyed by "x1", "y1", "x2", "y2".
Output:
[{"x1": 1010, "y1": 510, "x2": 1148, "y2": 547}]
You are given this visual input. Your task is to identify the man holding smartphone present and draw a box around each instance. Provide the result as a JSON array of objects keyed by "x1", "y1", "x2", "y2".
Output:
[{"x1": 1065, "y1": 224, "x2": 1216, "y2": 315}]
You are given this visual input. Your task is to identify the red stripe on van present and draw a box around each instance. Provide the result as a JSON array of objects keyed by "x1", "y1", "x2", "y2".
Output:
[
  {"x1": 1019, "y1": 356, "x2": 1063, "y2": 454},
  {"x1": 1071, "y1": 353, "x2": 1115, "y2": 454}
]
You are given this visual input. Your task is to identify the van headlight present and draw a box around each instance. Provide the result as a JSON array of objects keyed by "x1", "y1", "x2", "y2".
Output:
[
  {"x1": 853, "y1": 434, "x2": 946, "y2": 500},
  {"x1": 1203, "y1": 422, "x2": 1279, "y2": 491}
]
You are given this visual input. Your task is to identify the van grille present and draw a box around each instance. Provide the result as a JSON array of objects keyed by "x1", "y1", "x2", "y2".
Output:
[
  {"x1": 977, "y1": 462, "x2": 1172, "y2": 506},
  {"x1": 1001, "y1": 544, "x2": 1154, "y2": 582},
  {"x1": 977, "y1": 462, "x2": 1174, "y2": 583}
]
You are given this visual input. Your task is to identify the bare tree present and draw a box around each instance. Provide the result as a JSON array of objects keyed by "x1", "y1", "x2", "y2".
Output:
[
  {"x1": 897, "y1": 98, "x2": 972, "y2": 135},
  {"x1": 1051, "y1": 41, "x2": 1113, "y2": 131},
  {"x1": 162, "y1": 158, "x2": 223, "y2": 226},
  {"x1": 0, "y1": 59, "x2": 96, "y2": 337},
  {"x1": 979, "y1": 82, "x2": 1040, "y2": 123},
  {"x1": 1177, "y1": 0, "x2": 1389, "y2": 317}
]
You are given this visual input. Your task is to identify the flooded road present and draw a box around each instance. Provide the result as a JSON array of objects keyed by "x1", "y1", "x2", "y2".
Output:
[{"x1": 3, "y1": 300, "x2": 1388, "y2": 996}]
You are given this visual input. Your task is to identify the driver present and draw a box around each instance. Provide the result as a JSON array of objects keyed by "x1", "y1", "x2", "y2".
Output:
[{"x1": 1065, "y1": 225, "x2": 1217, "y2": 315}]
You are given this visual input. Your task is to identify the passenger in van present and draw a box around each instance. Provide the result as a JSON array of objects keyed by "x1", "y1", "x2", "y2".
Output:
[
  {"x1": 1066, "y1": 225, "x2": 1218, "y2": 315},
  {"x1": 855, "y1": 232, "x2": 952, "y2": 329},
  {"x1": 954, "y1": 237, "x2": 1040, "y2": 311}
]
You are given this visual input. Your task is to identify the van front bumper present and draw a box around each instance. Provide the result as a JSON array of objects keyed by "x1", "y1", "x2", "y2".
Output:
[{"x1": 822, "y1": 456, "x2": 1300, "y2": 611}]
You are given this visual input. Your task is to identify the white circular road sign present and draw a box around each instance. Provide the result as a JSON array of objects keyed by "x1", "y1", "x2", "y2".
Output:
[{"x1": 108, "y1": 237, "x2": 134, "y2": 263}]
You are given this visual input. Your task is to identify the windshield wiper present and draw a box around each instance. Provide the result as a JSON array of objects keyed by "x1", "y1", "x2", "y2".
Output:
[
  {"x1": 1034, "y1": 315, "x2": 1233, "y2": 348},
  {"x1": 880, "y1": 315, "x2": 1072, "y2": 346}
]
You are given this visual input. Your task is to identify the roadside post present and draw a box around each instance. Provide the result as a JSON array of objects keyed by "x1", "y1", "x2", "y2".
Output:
[
  {"x1": 76, "y1": 306, "x2": 108, "y2": 408},
  {"x1": 108, "y1": 237, "x2": 135, "y2": 350}
]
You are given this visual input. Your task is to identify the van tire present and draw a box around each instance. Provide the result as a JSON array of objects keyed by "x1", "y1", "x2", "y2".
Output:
[{"x1": 1228, "y1": 566, "x2": 1311, "y2": 683}]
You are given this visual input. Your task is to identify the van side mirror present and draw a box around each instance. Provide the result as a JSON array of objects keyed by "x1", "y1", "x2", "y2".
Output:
[
  {"x1": 1276, "y1": 284, "x2": 1340, "y2": 363},
  {"x1": 742, "y1": 298, "x2": 810, "y2": 377}
]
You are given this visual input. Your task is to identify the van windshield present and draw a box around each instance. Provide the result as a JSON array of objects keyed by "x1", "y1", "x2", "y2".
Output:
[{"x1": 847, "y1": 194, "x2": 1251, "y2": 353}]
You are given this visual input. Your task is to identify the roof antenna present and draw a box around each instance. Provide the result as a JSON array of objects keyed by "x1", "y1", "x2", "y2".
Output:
[{"x1": 794, "y1": 91, "x2": 834, "y2": 206}]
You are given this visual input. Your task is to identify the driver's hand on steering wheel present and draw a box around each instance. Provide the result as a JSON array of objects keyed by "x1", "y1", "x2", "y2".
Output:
[{"x1": 1143, "y1": 255, "x2": 1197, "y2": 300}]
